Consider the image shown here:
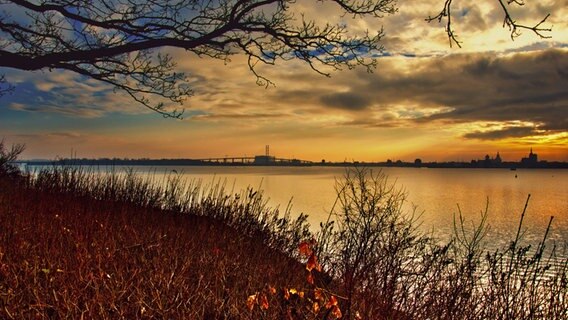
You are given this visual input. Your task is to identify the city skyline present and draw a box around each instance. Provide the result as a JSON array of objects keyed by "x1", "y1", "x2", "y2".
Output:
[{"x1": 20, "y1": 146, "x2": 564, "y2": 167}]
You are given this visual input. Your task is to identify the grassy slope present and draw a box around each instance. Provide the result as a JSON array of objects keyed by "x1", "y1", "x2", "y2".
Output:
[
  {"x1": 0, "y1": 176, "x2": 312, "y2": 319},
  {"x1": 1, "y1": 166, "x2": 566, "y2": 320}
]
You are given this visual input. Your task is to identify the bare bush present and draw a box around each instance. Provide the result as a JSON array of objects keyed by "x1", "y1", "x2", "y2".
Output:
[
  {"x1": 318, "y1": 167, "x2": 567, "y2": 319},
  {"x1": 0, "y1": 139, "x2": 25, "y2": 177}
]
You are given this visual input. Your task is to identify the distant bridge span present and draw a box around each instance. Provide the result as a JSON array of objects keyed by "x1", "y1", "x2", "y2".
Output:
[{"x1": 196, "y1": 156, "x2": 313, "y2": 165}]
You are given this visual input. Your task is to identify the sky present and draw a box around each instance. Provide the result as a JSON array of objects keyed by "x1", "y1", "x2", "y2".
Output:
[{"x1": 1, "y1": 0, "x2": 567, "y2": 162}]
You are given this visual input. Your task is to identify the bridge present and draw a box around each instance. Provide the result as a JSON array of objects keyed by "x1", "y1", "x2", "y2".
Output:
[
  {"x1": 196, "y1": 156, "x2": 313, "y2": 165},
  {"x1": 197, "y1": 145, "x2": 313, "y2": 165}
]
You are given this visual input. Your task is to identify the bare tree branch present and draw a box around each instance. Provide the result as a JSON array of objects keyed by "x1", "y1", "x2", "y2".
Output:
[
  {"x1": 0, "y1": 0, "x2": 396, "y2": 117},
  {"x1": 427, "y1": 0, "x2": 552, "y2": 48},
  {"x1": 496, "y1": 0, "x2": 551, "y2": 40},
  {"x1": 0, "y1": 1, "x2": 554, "y2": 117}
]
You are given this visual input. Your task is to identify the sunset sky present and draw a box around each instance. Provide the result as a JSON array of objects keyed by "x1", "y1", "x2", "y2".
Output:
[{"x1": 1, "y1": 0, "x2": 567, "y2": 162}]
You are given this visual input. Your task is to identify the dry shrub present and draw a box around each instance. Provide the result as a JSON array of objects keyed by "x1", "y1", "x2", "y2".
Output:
[
  {"x1": 317, "y1": 167, "x2": 567, "y2": 319},
  {"x1": 1, "y1": 166, "x2": 311, "y2": 319}
]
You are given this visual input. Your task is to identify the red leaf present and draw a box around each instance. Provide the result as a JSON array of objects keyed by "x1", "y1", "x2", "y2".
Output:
[
  {"x1": 307, "y1": 272, "x2": 314, "y2": 285},
  {"x1": 260, "y1": 294, "x2": 269, "y2": 310},
  {"x1": 306, "y1": 253, "x2": 321, "y2": 272},
  {"x1": 325, "y1": 295, "x2": 338, "y2": 309},
  {"x1": 314, "y1": 288, "x2": 324, "y2": 301},
  {"x1": 332, "y1": 305, "x2": 342, "y2": 318},
  {"x1": 298, "y1": 241, "x2": 312, "y2": 257},
  {"x1": 268, "y1": 285, "x2": 276, "y2": 295}
]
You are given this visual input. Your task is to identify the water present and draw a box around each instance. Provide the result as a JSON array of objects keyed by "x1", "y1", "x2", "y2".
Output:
[{"x1": 24, "y1": 165, "x2": 568, "y2": 249}]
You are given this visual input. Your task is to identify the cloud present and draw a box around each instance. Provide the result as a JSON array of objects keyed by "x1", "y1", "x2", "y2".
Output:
[
  {"x1": 320, "y1": 92, "x2": 371, "y2": 111},
  {"x1": 10, "y1": 102, "x2": 106, "y2": 118},
  {"x1": 13, "y1": 131, "x2": 83, "y2": 139},
  {"x1": 2, "y1": 69, "x2": 156, "y2": 118},
  {"x1": 3, "y1": 0, "x2": 566, "y2": 122},
  {"x1": 408, "y1": 49, "x2": 568, "y2": 131},
  {"x1": 463, "y1": 126, "x2": 540, "y2": 140},
  {"x1": 247, "y1": 47, "x2": 568, "y2": 143},
  {"x1": 170, "y1": 42, "x2": 568, "y2": 146},
  {"x1": 190, "y1": 112, "x2": 289, "y2": 121}
]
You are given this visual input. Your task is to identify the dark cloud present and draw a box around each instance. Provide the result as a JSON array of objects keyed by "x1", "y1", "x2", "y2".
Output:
[
  {"x1": 270, "y1": 48, "x2": 567, "y2": 140},
  {"x1": 361, "y1": 49, "x2": 568, "y2": 137},
  {"x1": 272, "y1": 89, "x2": 321, "y2": 105},
  {"x1": 463, "y1": 126, "x2": 539, "y2": 140},
  {"x1": 409, "y1": 50, "x2": 568, "y2": 132},
  {"x1": 320, "y1": 92, "x2": 371, "y2": 111}
]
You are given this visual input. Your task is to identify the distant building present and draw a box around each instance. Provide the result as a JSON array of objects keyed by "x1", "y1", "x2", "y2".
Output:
[
  {"x1": 494, "y1": 152, "x2": 502, "y2": 164},
  {"x1": 475, "y1": 152, "x2": 504, "y2": 167},
  {"x1": 521, "y1": 148, "x2": 538, "y2": 166}
]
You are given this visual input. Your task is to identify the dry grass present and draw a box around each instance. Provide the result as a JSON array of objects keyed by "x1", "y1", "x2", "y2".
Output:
[
  {"x1": 1, "y1": 146, "x2": 566, "y2": 319},
  {"x1": 0, "y1": 168, "x2": 318, "y2": 319},
  {"x1": 317, "y1": 168, "x2": 567, "y2": 319}
]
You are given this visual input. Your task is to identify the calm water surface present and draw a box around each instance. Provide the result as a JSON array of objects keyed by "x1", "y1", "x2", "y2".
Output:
[
  {"x1": 117, "y1": 166, "x2": 567, "y2": 247},
  {"x1": 27, "y1": 165, "x2": 568, "y2": 248}
]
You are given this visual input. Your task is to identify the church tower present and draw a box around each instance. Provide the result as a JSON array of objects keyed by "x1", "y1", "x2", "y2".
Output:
[{"x1": 495, "y1": 152, "x2": 502, "y2": 164}]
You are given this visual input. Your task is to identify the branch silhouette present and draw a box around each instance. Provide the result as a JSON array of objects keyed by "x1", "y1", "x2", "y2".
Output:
[
  {"x1": 0, "y1": 1, "x2": 553, "y2": 116},
  {"x1": 427, "y1": 0, "x2": 551, "y2": 48},
  {"x1": 0, "y1": 0, "x2": 396, "y2": 117}
]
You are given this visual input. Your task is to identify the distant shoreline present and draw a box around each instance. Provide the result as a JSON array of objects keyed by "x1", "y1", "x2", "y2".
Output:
[{"x1": 17, "y1": 159, "x2": 568, "y2": 169}]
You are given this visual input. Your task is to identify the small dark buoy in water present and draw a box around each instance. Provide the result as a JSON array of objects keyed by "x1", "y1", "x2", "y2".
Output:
[{"x1": 515, "y1": 174, "x2": 517, "y2": 178}]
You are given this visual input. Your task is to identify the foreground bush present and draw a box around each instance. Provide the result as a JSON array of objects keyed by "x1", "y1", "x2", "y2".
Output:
[
  {"x1": 317, "y1": 168, "x2": 567, "y2": 319},
  {"x1": 0, "y1": 140, "x2": 25, "y2": 178},
  {"x1": 0, "y1": 169, "x2": 315, "y2": 319}
]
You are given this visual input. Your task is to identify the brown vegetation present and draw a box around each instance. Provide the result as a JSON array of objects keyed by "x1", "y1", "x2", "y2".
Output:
[
  {"x1": 1, "y1": 143, "x2": 566, "y2": 319},
  {"x1": 0, "y1": 167, "x2": 316, "y2": 319},
  {"x1": 317, "y1": 169, "x2": 567, "y2": 319}
]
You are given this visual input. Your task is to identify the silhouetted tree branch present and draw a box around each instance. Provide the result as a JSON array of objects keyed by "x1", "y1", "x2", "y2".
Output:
[
  {"x1": 0, "y1": 1, "x2": 553, "y2": 116},
  {"x1": 0, "y1": 0, "x2": 396, "y2": 117},
  {"x1": 428, "y1": 0, "x2": 551, "y2": 48}
]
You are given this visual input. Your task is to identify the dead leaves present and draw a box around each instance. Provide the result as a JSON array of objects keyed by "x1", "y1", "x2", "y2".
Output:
[
  {"x1": 245, "y1": 240, "x2": 342, "y2": 319},
  {"x1": 246, "y1": 293, "x2": 269, "y2": 311},
  {"x1": 306, "y1": 253, "x2": 322, "y2": 272},
  {"x1": 246, "y1": 294, "x2": 256, "y2": 311},
  {"x1": 307, "y1": 272, "x2": 315, "y2": 285},
  {"x1": 298, "y1": 241, "x2": 312, "y2": 257}
]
